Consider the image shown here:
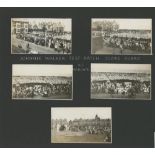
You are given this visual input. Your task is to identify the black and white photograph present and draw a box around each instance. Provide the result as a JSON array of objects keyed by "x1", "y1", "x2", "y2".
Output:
[
  {"x1": 11, "y1": 18, "x2": 72, "y2": 54},
  {"x1": 51, "y1": 107, "x2": 112, "y2": 143},
  {"x1": 91, "y1": 64, "x2": 151, "y2": 100},
  {"x1": 12, "y1": 64, "x2": 73, "y2": 100},
  {"x1": 0, "y1": 7, "x2": 155, "y2": 149},
  {"x1": 91, "y1": 18, "x2": 152, "y2": 55}
]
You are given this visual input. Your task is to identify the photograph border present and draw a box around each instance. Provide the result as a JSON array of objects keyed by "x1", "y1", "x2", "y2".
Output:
[
  {"x1": 11, "y1": 18, "x2": 73, "y2": 55},
  {"x1": 91, "y1": 18, "x2": 152, "y2": 55},
  {"x1": 11, "y1": 64, "x2": 73, "y2": 101},
  {"x1": 51, "y1": 107, "x2": 112, "y2": 144},
  {"x1": 90, "y1": 63, "x2": 152, "y2": 100}
]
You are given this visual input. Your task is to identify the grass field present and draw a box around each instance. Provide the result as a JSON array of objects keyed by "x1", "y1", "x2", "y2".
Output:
[
  {"x1": 91, "y1": 93, "x2": 150, "y2": 100},
  {"x1": 11, "y1": 37, "x2": 64, "y2": 54},
  {"x1": 93, "y1": 46, "x2": 151, "y2": 55},
  {"x1": 51, "y1": 131, "x2": 111, "y2": 143},
  {"x1": 13, "y1": 94, "x2": 72, "y2": 100}
]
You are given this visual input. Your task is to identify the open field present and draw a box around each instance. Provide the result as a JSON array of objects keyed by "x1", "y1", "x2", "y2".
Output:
[
  {"x1": 13, "y1": 94, "x2": 72, "y2": 100},
  {"x1": 91, "y1": 92, "x2": 150, "y2": 100},
  {"x1": 51, "y1": 131, "x2": 111, "y2": 143},
  {"x1": 93, "y1": 46, "x2": 151, "y2": 55}
]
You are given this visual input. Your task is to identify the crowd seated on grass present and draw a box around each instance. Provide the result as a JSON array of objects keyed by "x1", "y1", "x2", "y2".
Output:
[
  {"x1": 12, "y1": 76, "x2": 72, "y2": 98},
  {"x1": 91, "y1": 72, "x2": 151, "y2": 98},
  {"x1": 92, "y1": 31, "x2": 151, "y2": 53},
  {"x1": 103, "y1": 35, "x2": 151, "y2": 53}
]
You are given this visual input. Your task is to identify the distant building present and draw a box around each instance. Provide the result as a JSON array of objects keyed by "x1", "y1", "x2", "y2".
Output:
[
  {"x1": 69, "y1": 115, "x2": 111, "y2": 128},
  {"x1": 47, "y1": 22, "x2": 64, "y2": 33},
  {"x1": 52, "y1": 115, "x2": 111, "y2": 131},
  {"x1": 112, "y1": 29, "x2": 151, "y2": 39},
  {"x1": 12, "y1": 20, "x2": 29, "y2": 34},
  {"x1": 27, "y1": 22, "x2": 65, "y2": 33}
]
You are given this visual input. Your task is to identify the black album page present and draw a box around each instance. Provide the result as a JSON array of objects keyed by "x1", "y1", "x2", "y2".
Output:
[{"x1": 0, "y1": 7, "x2": 154, "y2": 148}]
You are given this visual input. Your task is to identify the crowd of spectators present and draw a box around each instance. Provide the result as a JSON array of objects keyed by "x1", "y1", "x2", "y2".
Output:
[{"x1": 12, "y1": 76, "x2": 72, "y2": 99}]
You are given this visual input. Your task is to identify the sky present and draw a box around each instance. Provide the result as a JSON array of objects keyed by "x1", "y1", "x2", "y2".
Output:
[
  {"x1": 92, "y1": 18, "x2": 152, "y2": 30},
  {"x1": 51, "y1": 107, "x2": 112, "y2": 120},
  {"x1": 12, "y1": 18, "x2": 72, "y2": 31},
  {"x1": 91, "y1": 64, "x2": 151, "y2": 73},
  {"x1": 12, "y1": 64, "x2": 73, "y2": 76}
]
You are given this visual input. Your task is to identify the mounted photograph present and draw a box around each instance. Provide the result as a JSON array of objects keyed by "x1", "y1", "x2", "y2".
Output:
[
  {"x1": 91, "y1": 18, "x2": 152, "y2": 55},
  {"x1": 91, "y1": 64, "x2": 151, "y2": 100},
  {"x1": 12, "y1": 64, "x2": 73, "y2": 100},
  {"x1": 11, "y1": 18, "x2": 72, "y2": 54},
  {"x1": 51, "y1": 107, "x2": 112, "y2": 143}
]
